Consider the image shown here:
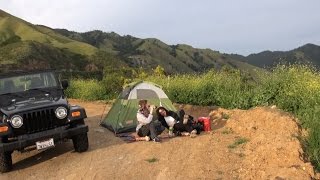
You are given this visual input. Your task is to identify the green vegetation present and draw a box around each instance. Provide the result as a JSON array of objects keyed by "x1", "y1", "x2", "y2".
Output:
[
  {"x1": 0, "y1": 12, "x2": 97, "y2": 56},
  {"x1": 228, "y1": 138, "x2": 249, "y2": 149},
  {"x1": 0, "y1": 41, "x2": 91, "y2": 70},
  {"x1": 240, "y1": 43, "x2": 320, "y2": 69},
  {"x1": 3, "y1": 9, "x2": 320, "y2": 77},
  {"x1": 65, "y1": 66, "x2": 150, "y2": 100},
  {"x1": 222, "y1": 113, "x2": 230, "y2": 120},
  {"x1": 54, "y1": 28, "x2": 262, "y2": 74},
  {"x1": 65, "y1": 79, "x2": 107, "y2": 100},
  {"x1": 221, "y1": 128, "x2": 233, "y2": 134},
  {"x1": 1, "y1": 9, "x2": 262, "y2": 76},
  {"x1": 66, "y1": 64, "x2": 320, "y2": 171},
  {"x1": 145, "y1": 157, "x2": 159, "y2": 163}
]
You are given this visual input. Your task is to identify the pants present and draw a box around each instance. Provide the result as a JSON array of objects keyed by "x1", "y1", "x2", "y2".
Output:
[
  {"x1": 138, "y1": 121, "x2": 164, "y2": 139},
  {"x1": 173, "y1": 122, "x2": 193, "y2": 133}
]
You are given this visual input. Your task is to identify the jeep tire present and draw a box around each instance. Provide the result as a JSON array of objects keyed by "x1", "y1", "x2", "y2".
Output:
[
  {"x1": 72, "y1": 133, "x2": 89, "y2": 152},
  {"x1": 0, "y1": 152, "x2": 12, "y2": 173}
]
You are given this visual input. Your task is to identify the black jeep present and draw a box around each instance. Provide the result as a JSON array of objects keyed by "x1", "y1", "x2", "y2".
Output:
[{"x1": 0, "y1": 70, "x2": 89, "y2": 172}]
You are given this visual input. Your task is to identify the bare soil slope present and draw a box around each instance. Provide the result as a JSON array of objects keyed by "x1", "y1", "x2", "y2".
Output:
[{"x1": 0, "y1": 100, "x2": 316, "y2": 180}]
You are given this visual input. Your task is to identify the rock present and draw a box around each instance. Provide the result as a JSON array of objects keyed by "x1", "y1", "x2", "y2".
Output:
[{"x1": 209, "y1": 111, "x2": 222, "y2": 120}]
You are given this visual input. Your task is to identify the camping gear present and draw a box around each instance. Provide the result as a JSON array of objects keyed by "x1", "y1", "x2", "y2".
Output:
[
  {"x1": 198, "y1": 117, "x2": 211, "y2": 131},
  {"x1": 101, "y1": 81, "x2": 176, "y2": 134}
]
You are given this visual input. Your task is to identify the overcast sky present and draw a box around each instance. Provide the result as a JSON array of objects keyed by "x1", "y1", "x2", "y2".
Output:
[{"x1": 1, "y1": 0, "x2": 320, "y2": 55}]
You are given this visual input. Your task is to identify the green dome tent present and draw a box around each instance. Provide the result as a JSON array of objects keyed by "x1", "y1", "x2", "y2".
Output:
[{"x1": 101, "y1": 81, "x2": 176, "y2": 133}]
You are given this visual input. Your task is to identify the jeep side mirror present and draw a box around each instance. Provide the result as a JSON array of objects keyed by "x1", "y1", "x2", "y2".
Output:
[{"x1": 61, "y1": 80, "x2": 69, "y2": 89}]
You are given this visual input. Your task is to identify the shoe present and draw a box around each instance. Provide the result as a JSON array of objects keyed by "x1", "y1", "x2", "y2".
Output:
[
  {"x1": 181, "y1": 132, "x2": 190, "y2": 136},
  {"x1": 152, "y1": 137, "x2": 160, "y2": 142},
  {"x1": 175, "y1": 131, "x2": 182, "y2": 136},
  {"x1": 145, "y1": 136, "x2": 150, "y2": 141},
  {"x1": 190, "y1": 129, "x2": 197, "y2": 138}
]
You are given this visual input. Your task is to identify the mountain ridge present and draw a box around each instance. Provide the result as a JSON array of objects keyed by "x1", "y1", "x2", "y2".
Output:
[
  {"x1": 238, "y1": 43, "x2": 320, "y2": 68},
  {"x1": 53, "y1": 28, "x2": 260, "y2": 74},
  {"x1": 1, "y1": 9, "x2": 319, "y2": 74}
]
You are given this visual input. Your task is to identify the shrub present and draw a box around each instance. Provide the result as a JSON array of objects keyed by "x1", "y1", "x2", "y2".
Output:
[{"x1": 65, "y1": 79, "x2": 107, "y2": 100}]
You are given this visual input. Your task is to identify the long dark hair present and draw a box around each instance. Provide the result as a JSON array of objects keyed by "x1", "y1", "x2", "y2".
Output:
[{"x1": 156, "y1": 106, "x2": 169, "y2": 118}]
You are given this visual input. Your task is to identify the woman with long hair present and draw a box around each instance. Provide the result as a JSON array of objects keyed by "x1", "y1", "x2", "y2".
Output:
[{"x1": 156, "y1": 106, "x2": 197, "y2": 137}]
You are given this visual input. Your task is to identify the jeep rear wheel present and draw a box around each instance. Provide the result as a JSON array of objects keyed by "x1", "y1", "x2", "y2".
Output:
[
  {"x1": 72, "y1": 133, "x2": 89, "y2": 152},
  {"x1": 0, "y1": 152, "x2": 12, "y2": 173}
]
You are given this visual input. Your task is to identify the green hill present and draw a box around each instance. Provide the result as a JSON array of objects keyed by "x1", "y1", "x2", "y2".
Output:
[
  {"x1": 1, "y1": 9, "x2": 319, "y2": 75},
  {"x1": 0, "y1": 10, "x2": 97, "y2": 55},
  {"x1": 0, "y1": 10, "x2": 126, "y2": 73},
  {"x1": 54, "y1": 29, "x2": 260, "y2": 74},
  {"x1": 0, "y1": 41, "x2": 91, "y2": 71},
  {"x1": 232, "y1": 44, "x2": 320, "y2": 69},
  {"x1": 0, "y1": 9, "x2": 261, "y2": 75}
]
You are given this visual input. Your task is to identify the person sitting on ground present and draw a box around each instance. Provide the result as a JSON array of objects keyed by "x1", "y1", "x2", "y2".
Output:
[
  {"x1": 136, "y1": 99, "x2": 162, "y2": 142},
  {"x1": 156, "y1": 106, "x2": 197, "y2": 137}
]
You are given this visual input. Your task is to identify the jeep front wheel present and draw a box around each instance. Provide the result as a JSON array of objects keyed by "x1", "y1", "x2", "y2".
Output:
[
  {"x1": 0, "y1": 152, "x2": 12, "y2": 173},
  {"x1": 72, "y1": 133, "x2": 89, "y2": 152}
]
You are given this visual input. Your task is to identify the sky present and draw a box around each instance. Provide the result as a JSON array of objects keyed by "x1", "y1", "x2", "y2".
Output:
[{"x1": 1, "y1": 0, "x2": 320, "y2": 55}]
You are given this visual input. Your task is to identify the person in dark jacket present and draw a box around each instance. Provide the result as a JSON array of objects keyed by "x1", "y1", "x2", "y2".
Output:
[{"x1": 156, "y1": 106, "x2": 197, "y2": 137}]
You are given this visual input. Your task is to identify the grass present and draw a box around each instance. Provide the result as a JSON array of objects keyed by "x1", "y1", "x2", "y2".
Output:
[
  {"x1": 222, "y1": 113, "x2": 230, "y2": 120},
  {"x1": 228, "y1": 138, "x2": 249, "y2": 149},
  {"x1": 145, "y1": 157, "x2": 159, "y2": 163},
  {"x1": 0, "y1": 15, "x2": 97, "y2": 55},
  {"x1": 221, "y1": 128, "x2": 233, "y2": 134}
]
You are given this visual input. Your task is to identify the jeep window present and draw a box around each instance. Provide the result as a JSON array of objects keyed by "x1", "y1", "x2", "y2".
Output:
[{"x1": 0, "y1": 72, "x2": 58, "y2": 95}]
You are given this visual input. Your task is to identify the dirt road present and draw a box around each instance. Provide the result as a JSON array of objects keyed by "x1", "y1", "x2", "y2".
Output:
[{"x1": 0, "y1": 100, "x2": 316, "y2": 180}]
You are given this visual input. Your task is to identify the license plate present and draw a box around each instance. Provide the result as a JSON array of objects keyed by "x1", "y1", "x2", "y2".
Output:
[{"x1": 36, "y1": 138, "x2": 55, "y2": 150}]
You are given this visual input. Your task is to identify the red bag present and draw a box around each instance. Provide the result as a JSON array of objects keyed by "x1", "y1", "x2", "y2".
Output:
[{"x1": 198, "y1": 117, "x2": 211, "y2": 131}]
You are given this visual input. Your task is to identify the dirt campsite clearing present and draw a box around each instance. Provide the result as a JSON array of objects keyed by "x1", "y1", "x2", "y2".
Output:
[{"x1": 0, "y1": 99, "x2": 318, "y2": 180}]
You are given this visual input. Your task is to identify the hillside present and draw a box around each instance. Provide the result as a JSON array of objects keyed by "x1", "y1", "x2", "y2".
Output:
[
  {"x1": 55, "y1": 29, "x2": 261, "y2": 74},
  {"x1": 5, "y1": 9, "x2": 320, "y2": 75},
  {"x1": 0, "y1": 9, "x2": 128, "y2": 73},
  {"x1": 232, "y1": 44, "x2": 320, "y2": 69},
  {"x1": 0, "y1": 41, "x2": 89, "y2": 71},
  {"x1": 0, "y1": 10, "x2": 97, "y2": 56},
  {"x1": 0, "y1": 9, "x2": 264, "y2": 75}
]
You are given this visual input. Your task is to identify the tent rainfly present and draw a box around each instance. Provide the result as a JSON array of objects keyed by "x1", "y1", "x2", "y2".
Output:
[{"x1": 101, "y1": 81, "x2": 176, "y2": 133}]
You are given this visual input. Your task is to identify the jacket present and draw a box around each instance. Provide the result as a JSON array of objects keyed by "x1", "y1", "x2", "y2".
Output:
[{"x1": 158, "y1": 110, "x2": 181, "y2": 129}]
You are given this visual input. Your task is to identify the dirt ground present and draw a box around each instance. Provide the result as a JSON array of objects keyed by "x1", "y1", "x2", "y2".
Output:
[{"x1": 0, "y1": 100, "x2": 318, "y2": 180}]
